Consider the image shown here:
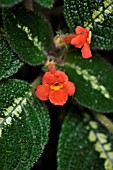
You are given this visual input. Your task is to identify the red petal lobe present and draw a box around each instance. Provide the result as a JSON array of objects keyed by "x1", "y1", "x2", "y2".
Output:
[
  {"x1": 35, "y1": 85, "x2": 51, "y2": 101},
  {"x1": 42, "y1": 72, "x2": 56, "y2": 85},
  {"x1": 63, "y1": 81, "x2": 75, "y2": 96},
  {"x1": 71, "y1": 34, "x2": 86, "y2": 48},
  {"x1": 75, "y1": 26, "x2": 86, "y2": 34},
  {"x1": 54, "y1": 70, "x2": 68, "y2": 83},
  {"x1": 49, "y1": 89, "x2": 68, "y2": 106},
  {"x1": 81, "y1": 43, "x2": 92, "y2": 58}
]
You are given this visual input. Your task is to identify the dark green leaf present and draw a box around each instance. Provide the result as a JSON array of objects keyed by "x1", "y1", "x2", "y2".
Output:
[
  {"x1": 35, "y1": 0, "x2": 54, "y2": 8},
  {"x1": 0, "y1": 0, "x2": 22, "y2": 7},
  {"x1": 60, "y1": 50, "x2": 113, "y2": 113},
  {"x1": 57, "y1": 109, "x2": 104, "y2": 170},
  {"x1": 0, "y1": 79, "x2": 50, "y2": 170},
  {"x1": 0, "y1": 37, "x2": 23, "y2": 80},
  {"x1": 64, "y1": 0, "x2": 113, "y2": 50},
  {"x1": 2, "y1": 7, "x2": 53, "y2": 65}
]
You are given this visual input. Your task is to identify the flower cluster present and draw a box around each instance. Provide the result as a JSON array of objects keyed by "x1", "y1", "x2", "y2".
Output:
[
  {"x1": 54, "y1": 26, "x2": 92, "y2": 59},
  {"x1": 64, "y1": 26, "x2": 92, "y2": 58},
  {"x1": 35, "y1": 61, "x2": 75, "y2": 106},
  {"x1": 35, "y1": 26, "x2": 91, "y2": 105}
]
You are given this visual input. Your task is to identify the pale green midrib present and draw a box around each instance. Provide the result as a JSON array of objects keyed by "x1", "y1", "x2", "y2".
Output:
[
  {"x1": 84, "y1": 1, "x2": 113, "y2": 28},
  {"x1": 1, "y1": 91, "x2": 33, "y2": 170},
  {"x1": 92, "y1": 3, "x2": 112, "y2": 20},
  {"x1": 85, "y1": 113, "x2": 113, "y2": 167},
  {"x1": 91, "y1": 127, "x2": 113, "y2": 165},
  {"x1": 16, "y1": 23, "x2": 44, "y2": 51},
  {"x1": 64, "y1": 62, "x2": 112, "y2": 100},
  {"x1": 0, "y1": 93, "x2": 28, "y2": 128},
  {"x1": 3, "y1": 101, "x2": 25, "y2": 170},
  {"x1": 87, "y1": 1, "x2": 113, "y2": 27}
]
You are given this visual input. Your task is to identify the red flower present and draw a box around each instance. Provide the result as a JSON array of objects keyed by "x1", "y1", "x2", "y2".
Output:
[
  {"x1": 35, "y1": 61, "x2": 75, "y2": 106},
  {"x1": 63, "y1": 26, "x2": 92, "y2": 59}
]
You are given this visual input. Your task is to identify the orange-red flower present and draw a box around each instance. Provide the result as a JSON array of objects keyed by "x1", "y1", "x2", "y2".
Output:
[
  {"x1": 35, "y1": 61, "x2": 75, "y2": 106},
  {"x1": 63, "y1": 26, "x2": 92, "y2": 59}
]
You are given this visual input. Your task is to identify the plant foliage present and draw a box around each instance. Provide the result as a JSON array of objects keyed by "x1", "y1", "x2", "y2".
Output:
[
  {"x1": 0, "y1": 37, "x2": 23, "y2": 80},
  {"x1": 0, "y1": 79, "x2": 50, "y2": 170},
  {"x1": 0, "y1": 0, "x2": 22, "y2": 7},
  {"x1": 64, "y1": 0, "x2": 113, "y2": 50},
  {"x1": 61, "y1": 50, "x2": 113, "y2": 113},
  {"x1": 2, "y1": 6, "x2": 53, "y2": 65},
  {"x1": 35, "y1": 0, "x2": 54, "y2": 9},
  {"x1": 84, "y1": 113, "x2": 113, "y2": 170},
  {"x1": 57, "y1": 109, "x2": 105, "y2": 170},
  {"x1": 0, "y1": 0, "x2": 113, "y2": 169}
]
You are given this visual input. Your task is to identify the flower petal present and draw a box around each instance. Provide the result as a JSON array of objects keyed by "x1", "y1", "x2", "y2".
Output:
[
  {"x1": 71, "y1": 34, "x2": 86, "y2": 48},
  {"x1": 75, "y1": 26, "x2": 86, "y2": 34},
  {"x1": 42, "y1": 72, "x2": 56, "y2": 85},
  {"x1": 63, "y1": 34, "x2": 76, "y2": 44},
  {"x1": 54, "y1": 70, "x2": 68, "y2": 83},
  {"x1": 63, "y1": 81, "x2": 75, "y2": 96},
  {"x1": 35, "y1": 85, "x2": 51, "y2": 101},
  {"x1": 49, "y1": 89, "x2": 68, "y2": 106},
  {"x1": 81, "y1": 43, "x2": 92, "y2": 58}
]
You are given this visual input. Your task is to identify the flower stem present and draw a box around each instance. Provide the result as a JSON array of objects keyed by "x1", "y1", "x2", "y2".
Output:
[
  {"x1": 31, "y1": 75, "x2": 42, "y2": 91},
  {"x1": 23, "y1": 0, "x2": 33, "y2": 11},
  {"x1": 92, "y1": 112, "x2": 113, "y2": 133}
]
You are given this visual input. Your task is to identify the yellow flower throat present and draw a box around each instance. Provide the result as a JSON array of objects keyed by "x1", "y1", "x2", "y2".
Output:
[{"x1": 50, "y1": 83, "x2": 63, "y2": 91}]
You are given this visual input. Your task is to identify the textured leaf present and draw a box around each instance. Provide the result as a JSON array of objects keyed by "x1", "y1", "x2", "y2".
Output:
[
  {"x1": 0, "y1": 37, "x2": 23, "y2": 80},
  {"x1": 60, "y1": 50, "x2": 113, "y2": 113},
  {"x1": 0, "y1": 0, "x2": 22, "y2": 7},
  {"x1": 64, "y1": 0, "x2": 113, "y2": 50},
  {"x1": 35, "y1": 0, "x2": 54, "y2": 8},
  {"x1": 0, "y1": 79, "x2": 50, "y2": 170},
  {"x1": 84, "y1": 113, "x2": 113, "y2": 170},
  {"x1": 2, "y1": 7, "x2": 53, "y2": 65},
  {"x1": 57, "y1": 109, "x2": 104, "y2": 170}
]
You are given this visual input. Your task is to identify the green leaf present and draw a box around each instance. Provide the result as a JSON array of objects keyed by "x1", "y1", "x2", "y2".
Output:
[
  {"x1": 84, "y1": 113, "x2": 113, "y2": 170},
  {"x1": 60, "y1": 50, "x2": 113, "y2": 113},
  {"x1": 2, "y1": 7, "x2": 53, "y2": 65},
  {"x1": 57, "y1": 109, "x2": 104, "y2": 170},
  {"x1": 35, "y1": 0, "x2": 54, "y2": 9},
  {"x1": 0, "y1": 79, "x2": 50, "y2": 170},
  {"x1": 0, "y1": 0, "x2": 22, "y2": 7},
  {"x1": 0, "y1": 37, "x2": 23, "y2": 80},
  {"x1": 64, "y1": 0, "x2": 113, "y2": 50}
]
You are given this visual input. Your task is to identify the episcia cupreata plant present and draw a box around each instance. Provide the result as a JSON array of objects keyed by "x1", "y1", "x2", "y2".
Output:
[{"x1": 0, "y1": 0, "x2": 113, "y2": 170}]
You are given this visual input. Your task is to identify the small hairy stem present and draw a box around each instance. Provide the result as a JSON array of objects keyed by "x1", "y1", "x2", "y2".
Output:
[
  {"x1": 43, "y1": 6, "x2": 63, "y2": 16},
  {"x1": 92, "y1": 112, "x2": 113, "y2": 133},
  {"x1": 31, "y1": 76, "x2": 42, "y2": 91},
  {"x1": 23, "y1": 0, "x2": 33, "y2": 11}
]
